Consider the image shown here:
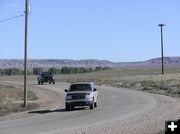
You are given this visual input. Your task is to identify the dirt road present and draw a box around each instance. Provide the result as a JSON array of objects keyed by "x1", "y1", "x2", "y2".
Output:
[{"x1": 0, "y1": 82, "x2": 180, "y2": 134}]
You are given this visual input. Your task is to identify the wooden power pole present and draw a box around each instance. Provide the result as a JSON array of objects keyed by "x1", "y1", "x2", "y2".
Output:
[
  {"x1": 158, "y1": 23, "x2": 165, "y2": 75},
  {"x1": 24, "y1": 0, "x2": 29, "y2": 108}
]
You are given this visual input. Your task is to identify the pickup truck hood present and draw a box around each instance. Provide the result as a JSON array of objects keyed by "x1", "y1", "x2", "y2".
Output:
[{"x1": 67, "y1": 91, "x2": 91, "y2": 95}]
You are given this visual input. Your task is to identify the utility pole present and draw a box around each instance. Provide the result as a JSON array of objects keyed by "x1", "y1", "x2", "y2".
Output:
[
  {"x1": 158, "y1": 23, "x2": 165, "y2": 75},
  {"x1": 24, "y1": 0, "x2": 29, "y2": 108}
]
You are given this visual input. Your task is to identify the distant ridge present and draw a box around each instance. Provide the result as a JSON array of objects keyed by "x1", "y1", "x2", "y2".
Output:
[{"x1": 0, "y1": 57, "x2": 180, "y2": 68}]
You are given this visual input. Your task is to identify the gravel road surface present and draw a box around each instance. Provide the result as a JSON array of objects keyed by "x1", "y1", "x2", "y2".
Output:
[{"x1": 0, "y1": 82, "x2": 180, "y2": 134}]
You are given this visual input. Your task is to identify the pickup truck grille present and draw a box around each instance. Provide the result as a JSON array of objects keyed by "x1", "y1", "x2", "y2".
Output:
[{"x1": 70, "y1": 93, "x2": 86, "y2": 100}]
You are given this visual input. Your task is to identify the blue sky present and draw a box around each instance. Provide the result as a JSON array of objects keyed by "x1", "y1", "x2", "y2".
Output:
[{"x1": 0, "y1": 0, "x2": 180, "y2": 62}]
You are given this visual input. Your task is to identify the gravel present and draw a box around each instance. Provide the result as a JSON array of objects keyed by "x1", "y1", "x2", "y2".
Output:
[{"x1": 0, "y1": 82, "x2": 180, "y2": 134}]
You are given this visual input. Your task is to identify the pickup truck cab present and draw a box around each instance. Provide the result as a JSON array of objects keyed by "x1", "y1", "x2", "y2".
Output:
[{"x1": 65, "y1": 81, "x2": 98, "y2": 111}]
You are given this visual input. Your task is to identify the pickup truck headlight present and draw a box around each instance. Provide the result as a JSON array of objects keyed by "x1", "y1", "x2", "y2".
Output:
[
  {"x1": 85, "y1": 93, "x2": 91, "y2": 99},
  {"x1": 66, "y1": 95, "x2": 72, "y2": 100}
]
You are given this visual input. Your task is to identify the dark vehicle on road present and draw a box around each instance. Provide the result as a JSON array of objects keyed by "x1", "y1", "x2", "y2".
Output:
[{"x1": 37, "y1": 72, "x2": 55, "y2": 85}]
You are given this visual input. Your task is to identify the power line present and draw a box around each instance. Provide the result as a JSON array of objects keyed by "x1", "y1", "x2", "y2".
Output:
[{"x1": 0, "y1": 14, "x2": 23, "y2": 23}]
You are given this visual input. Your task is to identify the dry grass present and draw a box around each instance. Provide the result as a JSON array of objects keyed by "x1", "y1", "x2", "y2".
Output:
[
  {"x1": 53, "y1": 67, "x2": 180, "y2": 97},
  {"x1": 0, "y1": 84, "x2": 38, "y2": 115},
  {"x1": 0, "y1": 103, "x2": 39, "y2": 116}
]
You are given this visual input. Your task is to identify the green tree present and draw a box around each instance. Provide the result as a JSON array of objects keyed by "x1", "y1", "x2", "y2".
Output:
[
  {"x1": 61, "y1": 67, "x2": 70, "y2": 74},
  {"x1": 86, "y1": 67, "x2": 94, "y2": 73},
  {"x1": 78, "y1": 67, "x2": 86, "y2": 73},
  {"x1": 48, "y1": 67, "x2": 58, "y2": 74},
  {"x1": 103, "y1": 67, "x2": 111, "y2": 70},
  {"x1": 4, "y1": 68, "x2": 23, "y2": 75},
  {"x1": 0, "y1": 68, "x2": 5, "y2": 75},
  {"x1": 95, "y1": 66, "x2": 103, "y2": 71},
  {"x1": 33, "y1": 67, "x2": 44, "y2": 75},
  {"x1": 27, "y1": 69, "x2": 33, "y2": 75}
]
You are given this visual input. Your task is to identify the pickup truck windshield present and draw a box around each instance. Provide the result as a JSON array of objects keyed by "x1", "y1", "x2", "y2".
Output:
[
  {"x1": 41, "y1": 72, "x2": 52, "y2": 76},
  {"x1": 69, "y1": 84, "x2": 92, "y2": 91}
]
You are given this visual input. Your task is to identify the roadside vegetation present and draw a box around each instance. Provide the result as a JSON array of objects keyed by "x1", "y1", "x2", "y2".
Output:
[
  {"x1": 0, "y1": 84, "x2": 38, "y2": 116},
  {"x1": 54, "y1": 66, "x2": 180, "y2": 97},
  {"x1": 0, "y1": 66, "x2": 111, "y2": 76}
]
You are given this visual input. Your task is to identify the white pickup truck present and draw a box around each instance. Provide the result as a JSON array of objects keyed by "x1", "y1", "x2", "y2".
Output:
[{"x1": 64, "y1": 81, "x2": 98, "y2": 111}]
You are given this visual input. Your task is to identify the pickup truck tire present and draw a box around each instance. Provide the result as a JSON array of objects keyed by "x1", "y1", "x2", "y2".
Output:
[
  {"x1": 90, "y1": 103, "x2": 94, "y2": 109},
  {"x1": 53, "y1": 81, "x2": 55, "y2": 84},
  {"x1": 38, "y1": 81, "x2": 40, "y2": 85},
  {"x1": 90, "y1": 99, "x2": 94, "y2": 109},
  {"x1": 66, "y1": 104, "x2": 71, "y2": 111},
  {"x1": 94, "y1": 102, "x2": 97, "y2": 108},
  {"x1": 71, "y1": 106, "x2": 74, "y2": 110}
]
